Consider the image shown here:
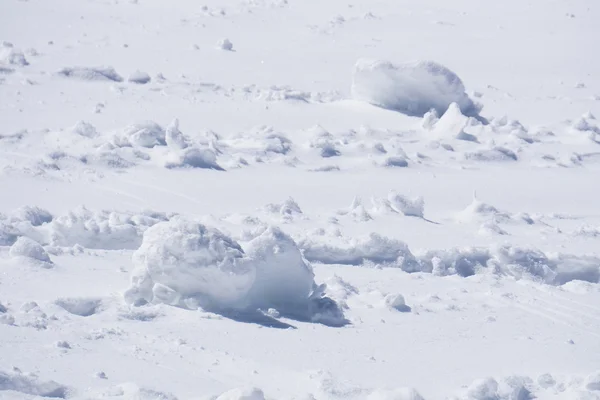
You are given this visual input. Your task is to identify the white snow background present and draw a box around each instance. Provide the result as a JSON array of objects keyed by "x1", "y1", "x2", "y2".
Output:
[{"x1": 1, "y1": 0, "x2": 599, "y2": 399}]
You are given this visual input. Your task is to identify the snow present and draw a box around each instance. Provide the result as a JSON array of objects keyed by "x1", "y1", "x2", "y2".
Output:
[
  {"x1": 352, "y1": 59, "x2": 479, "y2": 117},
  {"x1": 1, "y1": 0, "x2": 600, "y2": 398}
]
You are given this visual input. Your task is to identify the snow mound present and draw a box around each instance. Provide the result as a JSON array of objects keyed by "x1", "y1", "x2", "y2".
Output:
[
  {"x1": 243, "y1": 227, "x2": 315, "y2": 315},
  {"x1": 55, "y1": 297, "x2": 103, "y2": 317},
  {"x1": 9, "y1": 237, "x2": 53, "y2": 266},
  {"x1": 70, "y1": 120, "x2": 98, "y2": 138},
  {"x1": 299, "y1": 232, "x2": 421, "y2": 272},
  {"x1": 584, "y1": 371, "x2": 600, "y2": 391},
  {"x1": 57, "y1": 66, "x2": 123, "y2": 82},
  {"x1": 124, "y1": 217, "x2": 252, "y2": 307},
  {"x1": 0, "y1": 43, "x2": 29, "y2": 66},
  {"x1": 263, "y1": 197, "x2": 303, "y2": 220},
  {"x1": 418, "y1": 246, "x2": 600, "y2": 284},
  {"x1": 164, "y1": 147, "x2": 223, "y2": 170},
  {"x1": 385, "y1": 294, "x2": 411, "y2": 312},
  {"x1": 128, "y1": 70, "x2": 151, "y2": 84},
  {"x1": 50, "y1": 207, "x2": 170, "y2": 250},
  {"x1": 115, "y1": 121, "x2": 166, "y2": 148},
  {"x1": 125, "y1": 219, "x2": 345, "y2": 325},
  {"x1": 352, "y1": 59, "x2": 479, "y2": 117},
  {"x1": 368, "y1": 388, "x2": 424, "y2": 400},
  {"x1": 216, "y1": 387, "x2": 265, "y2": 400},
  {"x1": 217, "y1": 38, "x2": 234, "y2": 51},
  {"x1": 10, "y1": 206, "x2": 53, "y2": 226},
  {"x1": 387, "y1": 191, "x2": 425, "y2": 217},
  {"x1": 0, "y1": 369, "x2": 68, "y2": 398}
]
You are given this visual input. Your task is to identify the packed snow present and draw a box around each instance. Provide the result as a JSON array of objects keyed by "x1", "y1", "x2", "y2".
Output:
[{"x1": 1, "y1": 0, "x2": 599, "y2": 399}]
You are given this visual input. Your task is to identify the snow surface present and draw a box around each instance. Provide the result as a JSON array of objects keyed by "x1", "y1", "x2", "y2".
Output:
[{"x1": 1, "y1": 0, "x2": 600, "y2": 399}]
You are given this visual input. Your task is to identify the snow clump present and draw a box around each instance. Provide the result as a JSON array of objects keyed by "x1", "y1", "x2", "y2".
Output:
[
  {"x1": 9, "y1": 237, "x2": 53, "y2": 267},
  {"x1": 352, "y1": 59, "x2": 479, "y2": 117},
  {"x1": 217, "y1": 38, "x2": 234, "y2": 51},
  {"x1": 124, "y1": 218, "x2": 346, "y2": 324},
  {"x1": 56, "y1": 66, "x2": 123, "y2": 82},
  {"x1": 128, "y1": 70, "x2": 151, "y2": 84}
]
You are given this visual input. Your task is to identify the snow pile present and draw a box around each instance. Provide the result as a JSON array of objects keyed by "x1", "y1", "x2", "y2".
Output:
[
  {"x1": 352, "y1": 59, "x2": 479, "y2": 117},
  {"x1": 263, "y1": 197, "x2": 303, "y2": 221},
  {"x1": 299, "y1": 232, "x2": 421, "y2": 272},
  {"x1": 10, "y1": 206, "x2": 53, "y2": 226},
  {"x1": 113, "y1": 121, "x2": 166, "y2": 148},
  {"x1": 217, "y1": 38, "x2": 234, "y2": 51},
  {"x1": 368, "y1": 388, "x2": 424, "y2": 400},
  {"x1": 125, "y1": 219, "x2": 345, "y2": 325},
  {"x1": 56, "y1": 66, "x2": 123, "y2": 82},
  {"x1": 128, "y1": 70, "x2": 151, "y2": 84},
  {"x1": 0, "y1": 369, "x2": 68, "y2": 398},
  {"x1": 216, "y1": 387, "x2": 265, "y2": 400},
  {"x1": 418, "y1": 246, "x2": 600, "y2": 284},
  {"x1": 164, "y1": 147, "x2": 223, "y2": 170},
  {"x1": 163, "y1": 119, "x2": 223, "y2": 170},
  {"x1": 9, "y1": 237, "x2": 53, "y2": 267},
  {"x1": 124, "y1": 217, "x2": 251, "y2": 307},
  {"x1": 70, "y1": 120, "x2": 99, "y2": 138},
  {"x1": 387, "y1": 191, "x2": 425, "y2": 217},
  {"x1": 50, "y1": 207, "x2": 170, "y2": 250},
  {"x1": 0, "y1": 42, "x2": 29, "y2": 66}
]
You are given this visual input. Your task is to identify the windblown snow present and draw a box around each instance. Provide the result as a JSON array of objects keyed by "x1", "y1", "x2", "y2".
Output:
[{"x1": 1, "y1": 0, "x2": 599, "y2": 399}]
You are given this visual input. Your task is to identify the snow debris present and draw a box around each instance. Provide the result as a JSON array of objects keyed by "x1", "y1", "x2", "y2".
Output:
[
  {"x1": 0, "y1": 43, "x2": 29, "y2": 66},
  {"x1": 0, "y1": 369, "x2": 69, "y2": 398},
  {"x1": 368, "y1": 387, "x2": 424, "y2": 400},
  {"x1": 164, "y1": 147, "x2": 223, "y2": 170},
  {"x1": 385, "y1": 294, "x2": 411, "y2": 312},
  {"x1": 128, "y1": 70, "x2": 151, "y2": 84},
  {"x1": 50, "y1": 207, "x2": 170, "y2": 250},
  {"x1": 299, "y1": 232, "x2": 420, "y2": 271},
  {"x1": 114, "y1": 121, "x2": 166, "y2": 148},
  {"x1": 352, "y1": 59, "x2": 479, "y2": 117},
  {"x1": 165, "y1": 119, "x2": 189, "y2": 150},
  {"x1": 216, "y1": 387, "x2": 265, "y2": 400},
  {"x1": 263, "y1": 197, "x2": 303, "y2": 221},
  {"x1": 9, "y1": 237, "x2": 53, "y2": 266},
  {"x1": 57, "y1": 66, "x2": 123, "y2": 82},
  {"x1": 10, "y1": 206, "x2": 53, "y2": 226},
  {"x1": 387, "y1": 191, "x2": 425, "y2": 217},
  {"x1": 124, "y1": 218, "x2": 345, "y2": 325},
  {"x1": 70, "y1": 120, "x2": 99, "y2": 138},
  {"x1": 217, "y1": 38, "x2": 234, "y2": 51}
]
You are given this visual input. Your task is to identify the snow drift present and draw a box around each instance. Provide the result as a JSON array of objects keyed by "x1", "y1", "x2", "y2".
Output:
[
  {"x1": 124, "y1": 218, "x2": 346, "y2": 325},
  {"x1": 352, "y1": 59, "x2": 479, "y2": 117}
]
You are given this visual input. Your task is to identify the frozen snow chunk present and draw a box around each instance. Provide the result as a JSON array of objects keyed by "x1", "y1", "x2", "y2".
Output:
[
  {"x1": 352, "y1": 59, "x2": 479, "y2": 117},
  {"x1": 70, "y1": 120, "x2": 98, "y2": 138},
  {"x1": 584, "y1": 371, "x2": 600, "y2": 391},
  {"x1": 385, "y1": 294, "x2": 411, "y2": 312},
  {"x1": 0, "y1": 220, "x2": 19, "y2": 245},
  {"x1": 165, "y1": 147, "x2": 224, "y2": 170},
  {"x1": 57, "y1": 66, "x2": 123, "y2": 82},
  {"x1": 243, "y1": 227, "x2": 315, "y2": 314},
  {"x1": 216, "y1": 387, "x2": 265, "y2": 400},
  {"x1": 217, "y1": 38, "x2": 234, "y2": 51},
  {"x1": 165, "y1": 119, "x2": 189, "y2": 150},
  {"x1": 465, "y1": 147, "x2": 517, "y2": 162},
  {"x1": 119, "y1": 121, "x2": 166, "y2": 147},
  {"x1": 0, "y1": 44, "x2": 28, "y2": 66},
  {"x1": 128, "y1": 70, "x2": 151, "y2": 84},
  {"x1": 0, "y1": 369, "x2": 68, "y2": 398},
  {"x1": 432, "y1": 103, "x2": 471, "y2": 138},
  {"x1": 10, "y1": 206, "x2": 53, "y2": 226},
  {"x1": 338, "y1": 196, "x2": 372, "y2": 221},
  {"x1": 300, "y1": 233, "x2": 420, "y2": 271},
  {"x1": 383, "y1": 156, "x2": 409, "y2": 167},
  {"x1": 368, "y1": 387, "x2": 424, "y2": 400},
  {"x1": 9, "y1": 237, "x2": 52, "y2": 265},
  {"x1": 55, "y1": 297, "x2": 103, "y2": 316},
  {"x1": 465, "y1": 377, "x2": 499, "y2": 400},
  {"x1": 263, "y1": 197, "x2": 303, "y2": 220},
  {"x1": 388, "y1": 191, "x2": 424, "y2": 217},
  {"x1": 50, "y1": 207, "x2": 168, "y2": 250},
  {"x1": 124, "y1": 217, "x2": 252, "y2": 307}
]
